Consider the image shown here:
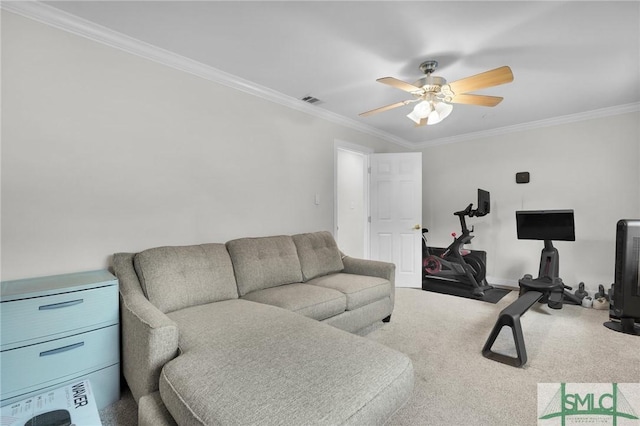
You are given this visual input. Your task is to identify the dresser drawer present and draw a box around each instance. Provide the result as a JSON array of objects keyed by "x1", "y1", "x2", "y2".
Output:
[
  {"x1": 0, "y1": 363, "x2": 121, "y2": 411},
  {"x1": 1, "y1": 284, "x2": 118, "y2": 350},
  {"x1": 0, "y1": 324, "x2": 119, "y2": 399}
]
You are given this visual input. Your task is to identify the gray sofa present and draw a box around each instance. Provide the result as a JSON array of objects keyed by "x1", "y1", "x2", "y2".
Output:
[{"x1": 113, "y1": 231, "x2": 414, "y2": 425}]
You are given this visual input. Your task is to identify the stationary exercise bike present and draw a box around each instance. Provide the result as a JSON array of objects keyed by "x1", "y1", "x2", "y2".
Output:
[{"x1": 422, "y1": 189, "x2": 493, "y2": 297}]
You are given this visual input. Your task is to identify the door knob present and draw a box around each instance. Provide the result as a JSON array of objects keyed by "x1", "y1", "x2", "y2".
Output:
[{"x1": 413, "y1": 224, "x2": 421, "y2": 230}]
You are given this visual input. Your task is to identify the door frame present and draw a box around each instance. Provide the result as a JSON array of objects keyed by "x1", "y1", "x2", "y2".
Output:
[{"x1": 334, "y1": 140, "x2": 373, "y2": 259}]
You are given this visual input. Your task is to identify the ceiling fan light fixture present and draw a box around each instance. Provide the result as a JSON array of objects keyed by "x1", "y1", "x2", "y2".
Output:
[
  {"x1": 406, "y1": 110, "x2": 423, "y2": 124},
  {"x1": 362, "y1": 63, "x2": 513, "y2": 128},
  {"x1": 407, "y1": 100, "x2": 432, "y2": 124},
  {"x1": 427, "y1": 101, "x2": 453, "y2": 125},
  {"x1": 413, "y1": 101, "x2": 433, "y2": 118}
]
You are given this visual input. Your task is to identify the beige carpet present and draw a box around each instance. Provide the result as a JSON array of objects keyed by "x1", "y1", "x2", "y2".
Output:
[{"x1": 99, "y1": 288, "x2": 639, "y2": 425}]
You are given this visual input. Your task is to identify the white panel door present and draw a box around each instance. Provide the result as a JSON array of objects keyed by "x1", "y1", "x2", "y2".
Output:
[{"x1": 370, "y1": 152, "x2": 422, "y2": 287}]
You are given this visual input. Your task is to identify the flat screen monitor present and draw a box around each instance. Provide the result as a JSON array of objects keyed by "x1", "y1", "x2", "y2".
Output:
[
  {"x1": 477, "y1": 189, "x2": 490, "y2": 216},
  {"x1": 516, "y1": 210, "x2": 575, "y2": 241}
]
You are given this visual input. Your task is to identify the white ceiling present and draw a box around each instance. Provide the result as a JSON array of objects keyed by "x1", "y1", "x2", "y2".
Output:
[{"x1": 34, "y1": 1, "x2": 640, "y2": 146}]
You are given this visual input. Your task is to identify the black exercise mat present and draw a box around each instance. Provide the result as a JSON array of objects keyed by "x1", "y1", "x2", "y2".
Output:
[{"x1": 422, "y1": 277, "x2": 511, "y2": 304}]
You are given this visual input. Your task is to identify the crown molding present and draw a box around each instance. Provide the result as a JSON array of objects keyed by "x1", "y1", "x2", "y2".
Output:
[
  {"x1": 1, "y1": 1, "x2": 414, "y2": 149},
  {"x1": 417, "y1": 102, "x2": 640, "y2": 148}
]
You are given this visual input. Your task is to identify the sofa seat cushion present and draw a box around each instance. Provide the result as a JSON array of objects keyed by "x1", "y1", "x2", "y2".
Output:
[
  {"x1": 292, "y1": 231, "x2": 344, "y2": 281},
  {"x1": 133, "y1": 243, "x2": 238, "y2": 314},
  {"x1": 226, "y1": 235, "x2": 303, "y2": 296},
  {"x1": 241, "y1": 283, "x2": 346, "y2": 321},
  {"x1": 306, "y1": 273, "x2": 391, "y2": 311},
  {"x1": 162, "y1": 300, "x2": 414, "y2": 426}
]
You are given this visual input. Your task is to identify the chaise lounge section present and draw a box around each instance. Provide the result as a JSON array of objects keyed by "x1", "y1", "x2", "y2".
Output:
[{"x1": 113, "y1": 231, "x2": 414, "y2": 425}]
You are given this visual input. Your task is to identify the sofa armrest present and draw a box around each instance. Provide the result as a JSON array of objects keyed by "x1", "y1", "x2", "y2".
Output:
[
  {"x1": 112, "y1": 253, "x2": 179, "y2": 403},
  {"x1": 341, "y1": 255, "x2": 396, "y2": 311}
]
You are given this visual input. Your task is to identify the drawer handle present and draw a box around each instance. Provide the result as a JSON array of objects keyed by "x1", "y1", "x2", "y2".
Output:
[
  {"x1": 40, "y1": 342, "x2": 84, "y2": 357},
  {"x1": 39, "y1": 299, "x2": 83, "y2": 310}
]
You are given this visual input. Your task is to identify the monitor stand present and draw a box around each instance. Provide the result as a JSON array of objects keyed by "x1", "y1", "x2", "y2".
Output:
[
  {"x1": 518, "y1": 240, "x2": 582, "y2": 309},
  {"x1": 539, "y1": 240, "x2": 559, "y2": 279},
  {"x1": 535, "y1": 240, "x2": 581, "y2": 305}
]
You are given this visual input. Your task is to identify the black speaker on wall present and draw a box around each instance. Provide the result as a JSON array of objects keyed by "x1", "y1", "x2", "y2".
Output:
[{"x1": 516, "y1": 172, "x2": 530, "y2": 184}]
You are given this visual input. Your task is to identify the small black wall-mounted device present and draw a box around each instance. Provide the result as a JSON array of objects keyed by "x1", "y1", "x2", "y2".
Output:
[{"x1": 515, "y1": 172, "x2": 530, "y2": 184}]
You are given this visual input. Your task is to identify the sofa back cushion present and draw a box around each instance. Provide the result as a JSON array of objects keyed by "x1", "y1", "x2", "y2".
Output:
[
  {"x1": 226, "y1": 235, "x2": 303, "y2": 296},
  {"x1": 133, "y1": 244, "x2": 238, "y2": 313},
  {"x1": 292, "y1": 231, "x2": 344, "y2": 281}
]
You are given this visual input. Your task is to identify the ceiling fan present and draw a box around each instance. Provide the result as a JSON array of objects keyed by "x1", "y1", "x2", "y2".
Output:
[{"x1": 360, "y1": 60, "x2": 514, "y2": 126}]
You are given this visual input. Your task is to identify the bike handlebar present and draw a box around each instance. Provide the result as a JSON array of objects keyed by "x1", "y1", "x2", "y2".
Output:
[{"x1": 455, "y1": 203, "x2": 488, "y2": 219}]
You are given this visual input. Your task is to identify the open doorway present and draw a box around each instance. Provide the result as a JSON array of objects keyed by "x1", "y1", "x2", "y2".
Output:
[{"x1": 334, "y1": 140, "x2": 372, "y2": 259}]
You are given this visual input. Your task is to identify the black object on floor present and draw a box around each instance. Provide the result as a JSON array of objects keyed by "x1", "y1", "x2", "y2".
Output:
[
  {"x1": 482, "y1": 289, "x2": 543, "y2": 367},
  {"x1": 422, "y1": 277, "x2": 511, "y2": 304},
  {"x1": 482, "y1": 273, "x2": 575, "y2": 367}
]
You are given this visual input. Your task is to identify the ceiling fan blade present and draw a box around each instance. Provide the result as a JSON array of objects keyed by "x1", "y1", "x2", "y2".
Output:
[
  {"x1": 414, "y1": 118, "x2": 427, "y2": 127},
  {"x1": 450, "y1": 94, "x2": 504, "y2": 107},
  {"x1": 359, "y1": 100, "x2": 410, "y2": 117},
  {"x1": 446, "y1": 66, "x2": 513, "y2": 95},
  {"x1": 377, "y1": 77, "x2": 423, "y2": 94}
]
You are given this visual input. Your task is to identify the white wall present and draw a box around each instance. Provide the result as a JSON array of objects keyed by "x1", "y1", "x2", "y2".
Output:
[
  {"x1": 0, "y1": 12, "x2": 404, "y2": 280},
  {"x1": 4, "y1": 11, "x2": 638, "y2": 289},
  {"x1": 422, "y1": 112, "x2": 640, "y2": 293}
]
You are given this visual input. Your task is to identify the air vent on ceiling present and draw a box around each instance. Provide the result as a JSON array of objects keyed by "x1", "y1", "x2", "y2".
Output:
[{"x1": 301, "y1": 95, "x2": 322, "y2": 105}]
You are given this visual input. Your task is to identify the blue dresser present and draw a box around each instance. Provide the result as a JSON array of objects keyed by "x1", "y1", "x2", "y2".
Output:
[{"x1": 1, "y1": 270, "x2": 120, "y2": 410}]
